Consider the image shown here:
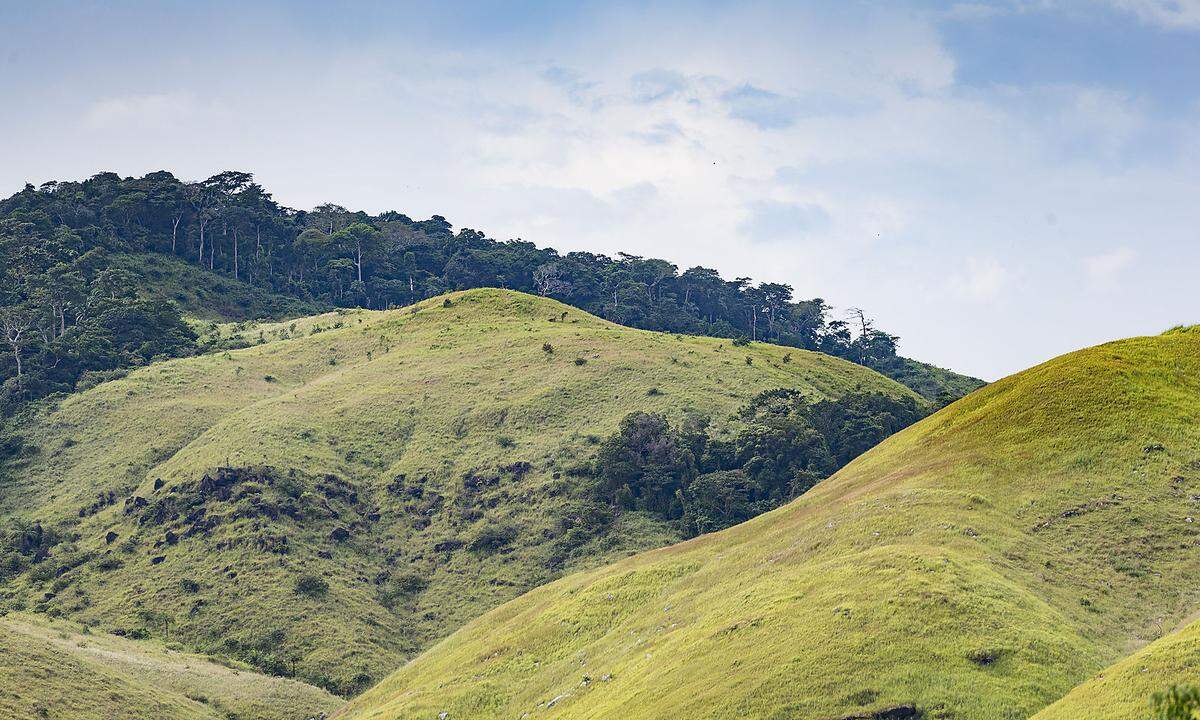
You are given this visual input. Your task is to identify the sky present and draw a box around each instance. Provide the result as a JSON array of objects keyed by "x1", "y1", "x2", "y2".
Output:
[{"x1": 2, "y1": 0, "x2": 1198, "y2": 381}]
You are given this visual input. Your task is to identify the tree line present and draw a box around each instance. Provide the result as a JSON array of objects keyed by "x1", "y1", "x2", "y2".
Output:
[{"x1": 0, "y1": 170, "x2": 962, "y2": 408}]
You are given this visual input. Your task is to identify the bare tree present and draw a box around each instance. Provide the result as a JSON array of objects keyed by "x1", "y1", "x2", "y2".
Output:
[{"x1": 1, "y1": 308, "x2": 33, "y2": 379}]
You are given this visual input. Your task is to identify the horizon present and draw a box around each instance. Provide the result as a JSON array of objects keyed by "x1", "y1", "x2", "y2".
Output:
[{"x1": 3, "y1": 1, "x2": 1199, "y2": 381}]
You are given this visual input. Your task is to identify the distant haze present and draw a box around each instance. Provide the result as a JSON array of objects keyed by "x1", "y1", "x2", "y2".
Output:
[{"x1": 3, "y1": 0, "x2": 1198, "y2": 380}]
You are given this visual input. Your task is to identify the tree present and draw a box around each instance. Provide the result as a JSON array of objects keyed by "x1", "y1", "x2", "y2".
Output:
[
  {"x1": 533, "y1": 262, "x2": 571, "y2": 297},
  {"x1": 1, "y1": 306, "x2": 33, "y2": 379},
  {"x1": 332, "y1": 222, "x2": 383, "y2": 285}
]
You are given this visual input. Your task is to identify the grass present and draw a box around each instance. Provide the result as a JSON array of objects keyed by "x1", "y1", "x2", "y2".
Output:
[
  {"x1": 0, "y1": 288, "x2": 912, "y2": 696},
  {"x1": 0, "y1": 612, "x2": 341, "y2": 720},
  {"x1": 1032, "y1": 616, "x2": 1200, "y2": 719},
  {"x1": 336, "y1": 326, "x2": 1200, "y2": 720}
]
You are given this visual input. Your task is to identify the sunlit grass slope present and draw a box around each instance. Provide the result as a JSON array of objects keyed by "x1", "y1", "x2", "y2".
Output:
[
  {"x1": 1032, "y1": 616, "x2": 1200, "y2": 720},
  {"x1": 0, "y1": 613, "x2": 341, "y2": 720},
  {"x1": 338, "y1": 326, "x2": 1200, "y2": 720},
  {"x1": 0, "y1": 289, "x2": 911, "y2": 695}
]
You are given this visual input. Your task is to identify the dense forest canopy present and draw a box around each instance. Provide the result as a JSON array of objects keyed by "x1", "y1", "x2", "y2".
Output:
[{"x1": 0, "y1": 170, "x2": 978, "y2": 409}]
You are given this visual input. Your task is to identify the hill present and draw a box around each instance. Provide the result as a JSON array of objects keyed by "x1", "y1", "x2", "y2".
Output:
[
  {"x1": 0, "y1": 171, "x2": 982, "y2": 406},
  {"x1": 0, "y1": 613, "x2": 340, "y2": 720},
  {"x1": 0, "y1": 289, "x2": 918, "y2": 696},
  {"x1": 1032, "y1": 616, "x2": 1200, "y2": 720},
  {"x1": 336, "y1": 326, "x2": 1200, "y2": 719}
]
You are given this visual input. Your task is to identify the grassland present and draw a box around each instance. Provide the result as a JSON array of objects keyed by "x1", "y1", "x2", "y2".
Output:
[
  {"x1": 0, "y1": 288, "x2": 913, "y2": 697},
  {"x1": 0, "y1": 612, "x2": 341, "y2": 720},
  {"x1": 337, "y1": 326, "x2": 1200, "y2": 720},
  {"x1": 1032, "y1": 616, "x2": 1200, "y2": 719}
]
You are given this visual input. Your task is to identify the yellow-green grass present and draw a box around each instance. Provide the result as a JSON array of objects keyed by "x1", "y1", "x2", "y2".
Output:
[
  {"x1": 1033, "y1": 616, "x2": 1200, "y2": 719},
  {"x1": 0, "y1": 612, "x2": 341, "y2": 720},
  {"x1": 337, "y1": 326, "x2": 1200, "y2": 720},
  {"x1": 0, "y1": 289, "x2": 912, "y2": 694}
]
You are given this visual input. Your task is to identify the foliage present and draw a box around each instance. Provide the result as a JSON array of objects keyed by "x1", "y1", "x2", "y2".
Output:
[
  {"x1": 1155, "y1": 686, "x2": 1200, "y2": 720},
  {"x1": 0, "y1": 171, "x2": 981, "y2": 401},
  {"x1": 593, "y1": 390, "x2": 926, "y2": 534}
]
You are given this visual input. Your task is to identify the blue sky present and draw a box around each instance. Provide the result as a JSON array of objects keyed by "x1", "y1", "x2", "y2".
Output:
[{"x1": 2, "y1": 0, "x2": 1198, "y2": 380}]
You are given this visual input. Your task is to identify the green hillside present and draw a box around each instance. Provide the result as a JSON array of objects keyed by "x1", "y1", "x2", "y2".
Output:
[
  {"x1": 337, "y1": 326, "x2": 1200, "y2": 720},
  {"x1": 1033, "y1": 617, "x2": 1200, "y2": 720},
  {"x1": 110, "y1": 252, "x2": 324, "y2": 322},
  {"x1": 0, "y1": 289, "x2": 915, "y2": 696},
  {"x1": 0, "y1": 613, "x2": 340, "y2": 720}
]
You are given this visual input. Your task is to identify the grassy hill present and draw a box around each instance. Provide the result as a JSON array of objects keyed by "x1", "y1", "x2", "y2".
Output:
[
  {"x1": 1032, "y1": 616, "x2": 1200, "y2": 719},
  {"x1": 0, "y1": 613, "x2": 340, "y2": 720},
  {"x1": 0, "y1": 289, "x2": 914, "y2": 696},
  {"x1": 336, "y1": 326, "x2": 1200, "y2": 720}
]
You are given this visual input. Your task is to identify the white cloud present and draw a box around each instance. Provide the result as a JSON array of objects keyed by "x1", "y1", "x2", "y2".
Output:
[
  {"x1": 1084, "y1": 247, "x2": 1137, "y2": 285},
  {"x1": 950, "y1": 258, "x2": 1009, "y2": 301},
  {"x1": 83, "y1": 92, "x2": 213, "y2": 131},
  {"x1": 1104, "y1": 0, "x2": 1200, "y2": 29}
]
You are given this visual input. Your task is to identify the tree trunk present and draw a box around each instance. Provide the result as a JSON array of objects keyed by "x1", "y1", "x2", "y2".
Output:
[
  {"x1": 233, "y1": 226, "x2": 239, "y2": 280},
  {"x1": 198, "y1": 218, "x2": 207, "y2": 266},
  {"x1": 172, "y1": 214, "x2": 182, "y2": 254}
]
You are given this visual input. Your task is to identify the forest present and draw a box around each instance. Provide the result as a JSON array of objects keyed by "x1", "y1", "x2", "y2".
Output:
[{"x1": 0, "y1": 171, "x2": 976, "y2": 409}]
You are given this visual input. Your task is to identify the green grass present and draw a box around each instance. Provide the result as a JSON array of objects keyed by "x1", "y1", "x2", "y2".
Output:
[
  {"x1": 0, "y1": 289, "x2": 912, "y2": 696},
  {"x1": 0, "y1": 612, "x2": 341, "y2": 720},
  {"x1": 111, "y1": 252, "x2": 324, "y2": 322},
  {"x1": 1032, "y1": 616, "x2": 1200, "y2": 720},
  {"x1": 336, "y1": 326, "x2": 1200, "y2": 720}
]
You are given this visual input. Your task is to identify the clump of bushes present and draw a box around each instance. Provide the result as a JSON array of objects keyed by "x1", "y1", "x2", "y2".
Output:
[
  {"x1": 294, "y1": 573, "x2": 329, "y2": 597},
  {"x1": 468, "y1": 522, "x2": 519, "y2": 552}
]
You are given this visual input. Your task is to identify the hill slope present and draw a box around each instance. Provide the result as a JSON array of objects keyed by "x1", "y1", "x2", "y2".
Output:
[
  {"x1": 0, "y1": 289, "x2": 915, "y2": 695},
  {"x1": 338, "y1": 326, "x2": 1200, "y2": 720},
  {"x1": 0, "y1": 613, "x2": 340, "y2": 720},
  {"x1": 1032, "y1": 616, "x2": 1200, "y2": 720}
]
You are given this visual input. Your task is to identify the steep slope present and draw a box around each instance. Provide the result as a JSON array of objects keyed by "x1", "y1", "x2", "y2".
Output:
[
  {"x1": 1032, "y1": 617, "x2": 1200, "y2": 720},
  {"x1": 0, "y1": 289, "x2": 915, "y2": 696},
  {"x1": 0, "y1": 613, "x2": 340, "y2": 720},
  {"x1": 338, "y1": 326, "x2": 1200, "y2": 720}
]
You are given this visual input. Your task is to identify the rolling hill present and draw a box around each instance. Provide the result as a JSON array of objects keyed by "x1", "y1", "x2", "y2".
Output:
[
  {"x1": 1032, "y1": 616, "x2": 1200, "y2": 720},
  {"x1": 0, "y1": 288, "x2": 917, "y2": 696},
  {"x1": 0, "y1": 613, "x2": 340, "y2": 720},
  {"x1": 336, "y1": 326, "x2": 1200, "y2": 719}
]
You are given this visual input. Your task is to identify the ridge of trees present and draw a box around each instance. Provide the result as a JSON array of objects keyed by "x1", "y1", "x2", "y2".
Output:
[{"x1": 0, "y1": 170, "x2": 976, "y2": 408}]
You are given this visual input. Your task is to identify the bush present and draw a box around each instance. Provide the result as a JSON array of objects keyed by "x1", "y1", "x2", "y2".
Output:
[
  {"x1": 574, "y1": 357, "x2": 587, "y2": 366},
  {"x1": 294, "y1": 573, "x2": 329, "y2": 597},
  {"x1": 468, "y1": 522, "x2": 519, "y2": 552}
]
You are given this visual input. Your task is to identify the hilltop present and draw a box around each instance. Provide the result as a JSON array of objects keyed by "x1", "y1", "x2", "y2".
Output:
[
  {"x1": 0, "y1": 171, "x2": 982, "y2": 408},
  {"x1": 0, "y1": 289, "x2": 918, "y2": 695},
  {"x1": 338, "y1": 326, "x2": 1200, "y2": 719}
]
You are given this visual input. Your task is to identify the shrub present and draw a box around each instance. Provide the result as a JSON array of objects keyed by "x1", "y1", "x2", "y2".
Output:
[
  {"x1": 732, "y1": 336, "x2": 750, "y2": 346},
  {"x1": 468, "y1": 522, "x2": 519, "y2": 552},
  {"x1": 263, "y1": 374, "x2": 277, "y2": 382},
  {"x1": 574, "y1": 358, "x2": 587, "y2": 366},
  {"x1": 646, "y1": 388, "x2": 662, "y2": 396},
  {"x1": 543, "y1": 342, "x2": 554, "y2": 354},
  {"x1": 294, "y1": 573, "x2": 329, "y2": 597},
  {"x1": 496, "y1": 435, "x2": 515, "y2": 449}
]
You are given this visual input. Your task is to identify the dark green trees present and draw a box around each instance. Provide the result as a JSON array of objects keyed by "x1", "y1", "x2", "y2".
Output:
[{"x1": 593, "y1": 390, "x2": 926, "y2": 536}]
